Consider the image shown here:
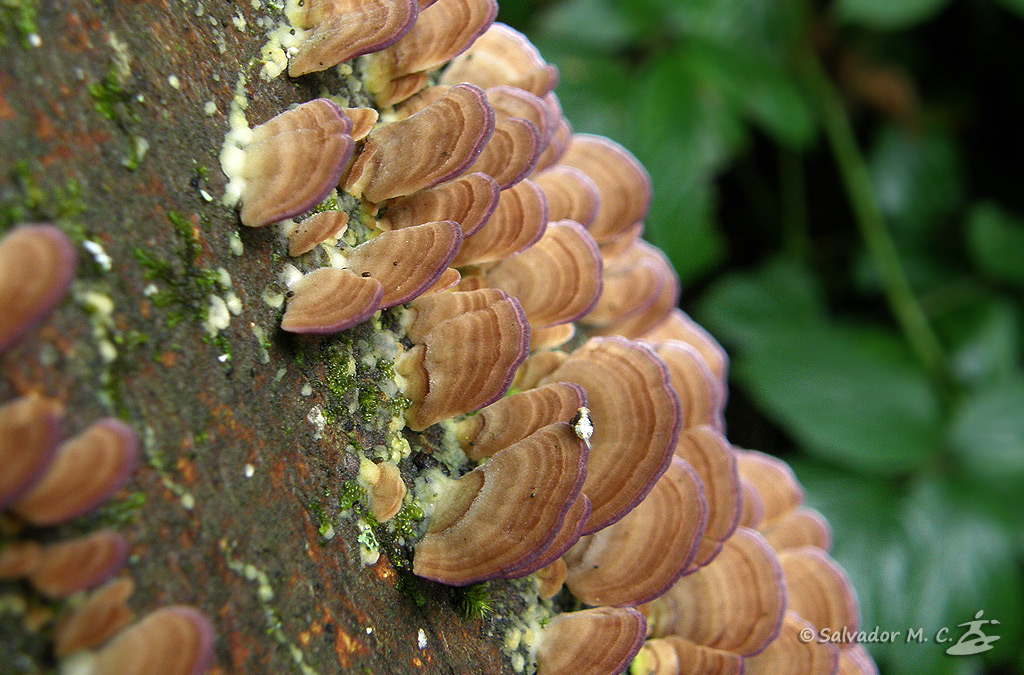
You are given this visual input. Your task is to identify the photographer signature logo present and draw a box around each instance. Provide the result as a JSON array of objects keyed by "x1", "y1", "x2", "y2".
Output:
[{"x1": 945, "y1": 610, "x2": 1000, "y2": 656}]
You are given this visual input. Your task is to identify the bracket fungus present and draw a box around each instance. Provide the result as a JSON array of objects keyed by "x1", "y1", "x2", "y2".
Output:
[
  {"x1": 0, "y1": 224, "x2": 77, "y2": 354},
  {"x1": 535, "y1": 607, "x2": 646, "y2": 675},
  {"x1": 413, "y1": 423, "x2": 586, "y2": 585},
  {"x1": 233, "y1": 99, "x2": 354, "y2": 228}
]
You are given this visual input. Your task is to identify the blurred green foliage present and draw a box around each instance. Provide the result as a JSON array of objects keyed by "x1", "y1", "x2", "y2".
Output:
[{"x1": 501, "y1": 0, "x2": 1024, "y2": 673}]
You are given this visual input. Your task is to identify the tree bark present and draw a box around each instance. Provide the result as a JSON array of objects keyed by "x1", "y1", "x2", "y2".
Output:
[{"x1": 1, "y1": 2, "x2": 523, "y2": 672}]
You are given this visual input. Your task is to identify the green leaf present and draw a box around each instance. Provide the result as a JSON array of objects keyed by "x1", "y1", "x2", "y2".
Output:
[
  {"x1": 966, "y1": 202, "x2": 1024, "y2": 287},
  {"x1": 697, "y1": 258, "x2": 825, "y2": 353},
  {"x1": 534, "y1": 0, "x2": 638, "y2": 52},
  {"x1": 644, "y1": 179, "x2": 725, "y2": 285},
  {"x1": 949, "y1": 376, "x2": 1024, "y2": 497},
  {"x1": 939, "y1": 297, "x2": 1019, "y2": 387},
  {"x1": 994, "y1": 0, "x2": 1024, "y2": 18},
  {"x1": 868, "y1": 126, "x2": 962, "y2": 240},
  {"x1": 734, "y1": 323, "x2": 941, "y2": 473},
  {"x1": 835, "y1": 0, "x2": 951, "y2": 29}
]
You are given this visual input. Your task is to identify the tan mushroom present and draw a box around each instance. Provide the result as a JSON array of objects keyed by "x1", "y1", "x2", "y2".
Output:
[
  {"x1": 466, "y1": 115, "x2": 542, "y2": 189},
  {"x1": 535, "y1": 607, "x2": 646, "y2": 675},
  {"x1": 280, "y1": 268, "x2": 384, "y2": 334},
  {"x1": 744, "y1": 611, "x2": 840, "y2": 675},
  {"x1": 635, "y1": 636, "x2": 744, "y2": 675},
  {"x1": 533, "y1": 165, "x2": 601, "y2": 229},
  {"x1": 779, "y1": 546, "x2": 861, "y2": 645},
  {"x1": 451, "y1": 178, "x2": 549, "y2": 266},
  {"x1": 377, "y1": 172, "x2": 499, "y2": 236},
  {"x1": 287, "y1": 211, "x2": 349, "y2": 257},
  {"x1": 92, "y1": 606, "x2": 215, "y2": 675},
  {"x1": 29, "y1": 530, "x2": 130, "y2": 598},
  {"x1": 538, "y1": 337, "x2": 681, "y2": 534},
  {"x1": 413, "y1": 423, "x2": 585, "y2": 584},
  {"x1": 762, "y1": 507, "x2": 833, "y2": 552},
  {"x1": 54, "y1": 577, "x2": 136, "y2": 657},
  {"x1": 358, "y1": 458, "x2": 407, "y2": 522},
  {"x1": 345, "y1": 84, "x2": 495, "y2": 202},
  {"x1": 641, "y1": 308, "x2": 729, "y2": 384},
  {"x1": 0, "y1": 225, "x2": 77, "y2": 353},
  {"x1": 563, "y1": 456, "x2": 708, "y2": 606},
  {"x1": 0, "y1": 394, "x2": 64, "y2": 509},
  {"x1": 440, "y1": 23, "x2": 559, "y2": 97},
  {"x1": 512, "y1": 349, "x2": 569, "y2": 390},
  {"x1": 287, "y1": 0, "x2": 418, "y2": 77},
  {"x1": 342, "y1": 107, "x2": 379, "y2": 140},
  {"x1": 736, "y1": 449, "x2": 805, "y2": 527},
  {"x1": 237, "y1": 99, "x2": 354, "y2": 227}
]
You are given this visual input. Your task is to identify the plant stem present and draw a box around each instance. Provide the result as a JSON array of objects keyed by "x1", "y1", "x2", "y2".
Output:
[
  {"x1": 804, "y1": 56, "x2": 948, "y2": 380},
  {"x1": 779, "y1": 148, "x2": 809, "y2": 262}
]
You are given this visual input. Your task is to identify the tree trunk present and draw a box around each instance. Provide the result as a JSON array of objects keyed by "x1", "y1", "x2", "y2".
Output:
[{"x1": 1, "y1": 2, "x2": 523, "y2": 672}]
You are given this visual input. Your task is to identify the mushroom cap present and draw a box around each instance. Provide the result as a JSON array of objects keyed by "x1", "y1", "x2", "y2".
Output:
[
  {"x1": 535, "y1": 607, "x2": 646, "y2": 675},
  {"x1": 779, "y1": 547, "x2": 861, "y2": 644},
  {"x1": 532, "y1": 116, "x2": 571, "y2": 175},
  {"x1": 534, "y1": 558, "x2": 568, "y2": 600},
  {"x1": 287, "y1": 0, "x2": 419, "y2": 77},
  {"x1": 653, "y1": 340, "x2": 727, "y2": 432},
  {"x1": 13, "y1": 418, "x2": 139, "y2": 527},
  {"x1": 288, "y1": 211, "x2": 350, "y2": 257},
  {"x1": 631, "y1": 638, "x2": 681, "y2": 675},
  {"x1": 440, "y1": 23, "x2": 559, "y2": 97},
  {"x1": 564, "y1": 456, "x2": 708, "y2": 607},
  {"x1": 240, "y1": 99, "x2": 354, "y2": 227},
  {"x1": 642, "y1": 527, "x2": 786, "y2": 657},
  {"x1": 359, "y1": 458, "x2": 407, "y2": 522},
  {"x1": 533, "y1": 165, "x2": 601, "y2": 229},
  {"x1": 486, "y1": 85, "x2": 555, "y2": 147},
  {"x1": 529, "y1": 322, "x2": 576, "y2": 351},
  {"x1": 672, "y1": 426, "x2": 741, "y2": 572},
  {"x1": 0, "y1": 224, "x2": 77, "y2": 353},
  {"x1": 744, "y1": 611, "x2": 840, "y2": 675},
  {"x1": 484, "y1": 220, "x2": 602, "y2": 328},
  {"x1": 451, "y1": 178, "x2": 548, "y2": 266},
  {"x1": 738, "y1": 475, "x2": 765, "y2": 529},
  {"x1": 582, "y1": 240, "x2": 669, "y2": 328},
  {"x1": 281, "y1": 268, "x2": 384, "y2": 334},
  {"x1": 761, "y1": 507, "x2": 833, "y2": 553},
  {"x1": 341, "y1": 107, "x2": 380, "y2": 141},
  {"x1": 419, "y1": 267, "x2": 462, "y2": 296},
  {"x1": 30, "y1": 530, "x2": 130, "y2": 598},
  {"x1": 54, "y1": 577, "x2": 136, "y2": 657},
  {"x1": 366, "y1": 0, "x2": 498, "y2": 103},
  {"x1": 0, "y1": 394, "x2": 64, "y2": 509},
  {"x1": 839, "y1": 644, "x2": 879, "y2": 675},
  {"x1": 736, "y1": 449, "x2": 805, "y2": 527},
  {"x1": 466, "y1": 115, "x2": 542, "y2": 189},
  {"x1": 637, "y1": 636, "x2": 744, "y2": 675},
  {"x1": 398, "y1": 291, "x2": 529, "y2": 430},
  {"x1": 0, "y1": 541, "x2": 42, "y2": 580},
  {"x1": 345, "y1": 84, "x2": 495, "y2": 202},
  {"x1": 557, "y1": 134, "x2": 651, "y2": 245},
  {"x1": 345, "y1": 220, "x2": 463, "y2": 308},
  {"x1": 378, "y1": 172, "x2": 499, "y2": 236},
  {"x1": 413, "y1": 422, "x2": 586, "y2": 585},
  {"x1": 93, "y1": 605, "x2": 216, "y2": 675},
  {"x1": 642, "y1": 309, "x2": 729, "y2": 384},
  {"x1": 405, "y1": 287, "x2": 508, "y2": 342},
  {"x1": 503, "y1": 493, "x2": 590, "y2": 578},
  {"x1": 539, "y1": 337, "x2": 681, "y2": 534},
  {"x1": 456, "y1": 381, "x2": 586, "y2": 461},
  {"x1": 512, "y1": 349, "x2": 568, "y2": 390}
]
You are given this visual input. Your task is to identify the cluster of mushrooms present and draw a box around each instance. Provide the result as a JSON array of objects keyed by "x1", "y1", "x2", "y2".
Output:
[
  {"x1": 226, "y1": 1, "x2": 883, "y2": 674},
  {"x1": 0, "y1": 226, "x2": 215, "y2": 674}
]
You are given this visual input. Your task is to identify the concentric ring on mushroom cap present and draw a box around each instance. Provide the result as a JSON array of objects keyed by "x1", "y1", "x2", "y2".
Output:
[
  {"x1": 502, "y1": 493, "x2": 590, "y2": 579},
  {"x1": 344, "y1": 220, "x2": 463, "y2": 308},
  {"x1": 670, "y1": 426, "x2": 741, "y2": 572},
  {"x1": 54, "y1": 577, "x2": 135, "y2": 657},
  {"x1": 839, "y1": 644, "x2": 880, "y2": 675},
  {"x1": 761, "y1": 506, "x2": 833, "y2": 552},
  {"x1": 12, "y1": 418, "x2": 139, "y2": 526},
  {"x1": 455, "y1": 381, "x2": 586, "y2": 461},
  {"x1": 93, "y1": 605, "x2": 216, "y2": 675},
  {"x1": 451, "y1": 177, "x2": 549, "y2": 266},
  {"x1": 288, "y1": 211, "x2": 350, "y2": 257},
  {"x1": 466, "y1": 115, "x2": 542, "y2": 189},
  {"x1": 744, "y1": 611, "x2": 840, "y2": 675},
  {"x1": 29, "y1": 530, "x2": 130, "y2": 598},
  {"x1": 404, "y1": 287, "x2": 509, "y2": 341},
  {"x1": 281, "y1": 267, "x2": 384, "y2": 334},
  {"x1": 397, "y1": 290, "x2": 529, "y2": 430},
  {"x1": 365, "y1": 0, "x2": 498, "y2": 105},
  {"x1": 0, "y1": 393, "x2": 64, "y2": 509},
  {"x1": 535, "y1": 606, "x2": 647, "y2": 675},
  {"x1": 641, "y1": 526, "x2": 786, "y2": 657},
  {"x1": 635, "y1": 636, "x2": 744, "y2": 675},
  {"x1": 778, "y1": 546, "x2": 861, "y2": 643},
  {"x1": 557, "y1": 134, "x2": 651, "y2": 245},
  {"x1": 642, "y1": 308, "x2": 729, "y2": 384},
  {"x1": 440, "y1": 22, "x2": 559, "y2": 97},
  {"x1": 287, "y1": 0, "x2": 419, "y2": 77},
  {"x1": 735, "y1": 449, "x2": 806, "y2": 526},
  {"x1": 345, "y1": 84, "x2": 496, "y2": 202},
  {"x1": 239, "y1": 99, "x2": 354, "y2": 227},
  {"x1": 413, "y1": 422, "x2": 586, "y2": 585},
  {"x1": 483, "y1": 220, "x2": 603, "y2": 329},
  {"x1": 564, "y1": 456, "x2": 708, "y2": 607},
  {"x1": 0, "y1": 224, "x2": 77, "y2": 353},
  {"x1": 486, "y1": 85, "x2": 555, "y2": 147},
  {"x1": 533, "y1": 165, "x2": 601, "y2": 229},
  {"x1": 378, "y1": 172, "x2": 500, "y2": 236},
  {"x1": 539, "y1": 337, "x2": 681, "y2": 534},
  {"x1": 652, "y1": 340, "x2": 727, "y2": 432}
]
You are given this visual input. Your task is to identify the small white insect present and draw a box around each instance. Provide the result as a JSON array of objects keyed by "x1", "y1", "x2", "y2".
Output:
[{"x1": 572, "y1": 407, "x2": 593, "y2": 449}]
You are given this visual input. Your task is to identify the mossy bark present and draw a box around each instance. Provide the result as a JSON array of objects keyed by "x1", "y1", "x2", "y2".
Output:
[{"x1": 0, "y1": 2, "x2": 522, "y2": 673}]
